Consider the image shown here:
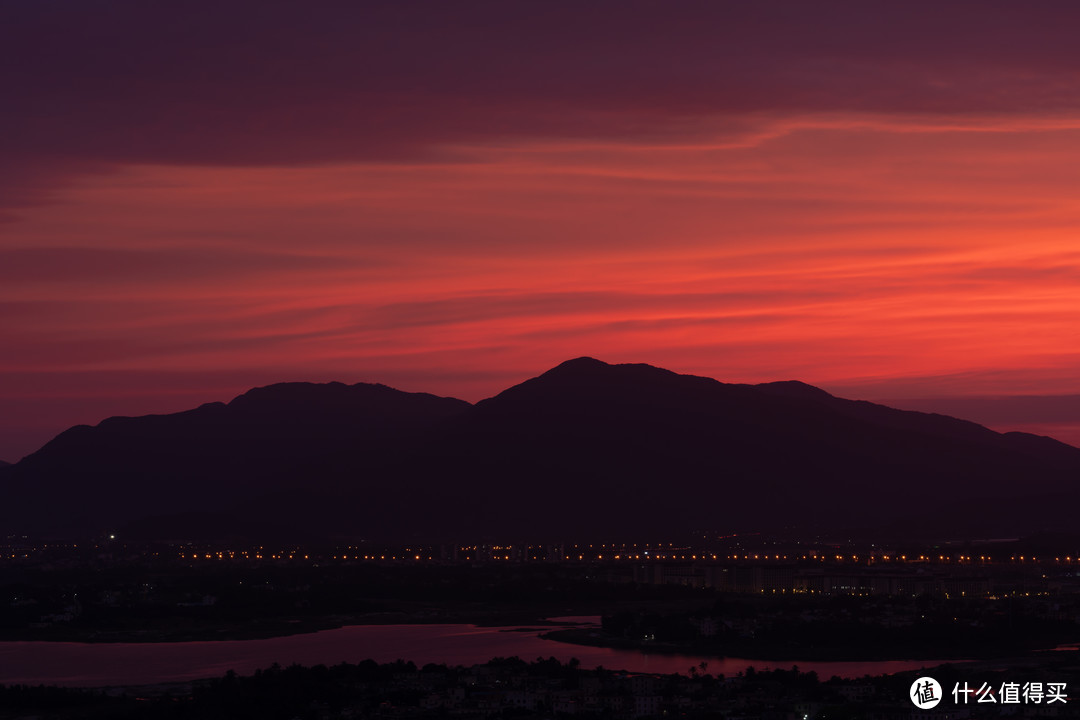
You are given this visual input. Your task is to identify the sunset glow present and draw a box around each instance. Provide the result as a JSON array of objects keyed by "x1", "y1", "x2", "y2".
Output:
[{"x1": 4, "y1": 2, "x2": 1080, "y2": 459}]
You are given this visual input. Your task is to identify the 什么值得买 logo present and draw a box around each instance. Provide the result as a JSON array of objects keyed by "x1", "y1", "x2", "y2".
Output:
[{"x1": 910, "y1": 677, "x2": 942, "y2": 709}]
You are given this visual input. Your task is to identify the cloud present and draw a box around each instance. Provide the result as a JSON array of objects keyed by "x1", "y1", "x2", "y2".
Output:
[
  {"x1": 5, "y1": 2, "x2": 1080, "y2": 458},
  {"x1": 0, "y1": 247, "x2": 348, "y2": 284},
  {"x1": 5, "y1": 1, "x2": 1080, "y2": 210}
]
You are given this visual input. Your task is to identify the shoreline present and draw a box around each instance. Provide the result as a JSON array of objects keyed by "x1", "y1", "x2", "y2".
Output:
[{"x1": 538, "y1": 627, "x2": 1080, "y2": 664}]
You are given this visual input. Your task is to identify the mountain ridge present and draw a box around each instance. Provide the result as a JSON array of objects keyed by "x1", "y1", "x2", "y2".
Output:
[{"x1": 2, "y1": 358, "x2": 1077, "y2": 542}]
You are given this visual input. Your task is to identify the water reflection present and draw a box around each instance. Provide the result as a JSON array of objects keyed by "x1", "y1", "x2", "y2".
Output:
[{"x1": 0, "y1": 620, "x2": 953, "y2": 688}]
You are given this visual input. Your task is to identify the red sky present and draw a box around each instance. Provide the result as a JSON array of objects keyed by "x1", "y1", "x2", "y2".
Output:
[{"x1": 3, "y1": 1, "x2": 1080, "y2": 460}]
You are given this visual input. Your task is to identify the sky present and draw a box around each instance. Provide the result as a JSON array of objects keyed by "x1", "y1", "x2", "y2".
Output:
[{"x1": 3, "y1": 1, "x2": 1080, "y2": 461}]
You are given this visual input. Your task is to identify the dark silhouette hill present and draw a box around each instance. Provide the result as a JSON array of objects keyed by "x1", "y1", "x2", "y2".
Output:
[{"x1": 1, "y1": 358, "x2": 1077, "y2": 542}]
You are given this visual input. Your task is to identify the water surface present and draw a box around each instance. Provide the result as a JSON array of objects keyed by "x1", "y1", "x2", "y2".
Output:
[{"x1": 0, "y1": 620, "x2": 954, "y2": 687}]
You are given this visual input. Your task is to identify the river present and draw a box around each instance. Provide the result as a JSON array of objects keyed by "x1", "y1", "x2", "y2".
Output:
[{"x1": 0, "y1": 617, "x2": 954, "y2": 688}]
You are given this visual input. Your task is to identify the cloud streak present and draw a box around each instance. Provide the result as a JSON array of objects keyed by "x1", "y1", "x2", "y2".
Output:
[{"x1": 5, "y1": 1, "x2": 1080, "y2": 204}]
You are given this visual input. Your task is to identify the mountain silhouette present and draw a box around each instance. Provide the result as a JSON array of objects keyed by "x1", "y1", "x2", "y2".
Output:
[{"x1": 1, "y1": 358, "x2": 1077, "y2": 542}]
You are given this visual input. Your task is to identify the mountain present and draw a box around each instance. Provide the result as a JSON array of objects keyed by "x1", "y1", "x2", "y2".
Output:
[
  {"x1": 2, "y1": 382, "x2": 470, "y2": 541},
  {"x1": 2, "y1": 358, "x2": 1078, "y2": 542}
]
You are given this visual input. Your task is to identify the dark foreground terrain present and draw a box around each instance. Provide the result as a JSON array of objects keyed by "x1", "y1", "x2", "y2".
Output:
[
  {"x1": 4, "y1": 540, "x2": 1080, "y2": 718},
  {"x1": 543, "y1": 591, "x2": 1080, "y2": 661},
  {"x1": 1, "y1": 557, "x2": 705, "y2": 643},
  {"x1": 4, "y1": 541, "x2": 1080, "y2": 658},
  {"x1": 3, "y1": 653, "x2": 1078, "y2": 720}
]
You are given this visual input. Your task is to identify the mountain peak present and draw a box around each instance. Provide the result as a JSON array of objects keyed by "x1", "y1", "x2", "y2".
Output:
[
  {"x1": 544, "y1": 356, "x2": 611, "y2": 374},
  {"x1": 479, "y1": 357, "x2": 686, "y2": 414},
  {"x1": 539, "y1": 357, "x2": 683, "y2": 382},
  {"x1": 226, "y1": 381, "x2": 471, "y2": 414}
]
